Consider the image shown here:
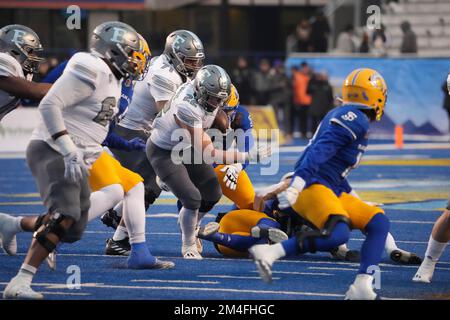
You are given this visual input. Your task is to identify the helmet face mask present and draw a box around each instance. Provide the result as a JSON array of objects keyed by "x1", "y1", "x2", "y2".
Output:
[
  {"x1": 194, "y1": 65, "x2": 231, "y2": 114},
  {"x1": 0, "y1": 24, "x2": 45, "y2": 74},
  {"x1": 90, "y1": 21, "x2": 142, "y2": 79}
]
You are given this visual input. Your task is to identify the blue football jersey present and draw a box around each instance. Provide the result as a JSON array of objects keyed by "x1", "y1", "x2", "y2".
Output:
[{"x1": 293, "y1": 104, "x2": 370, "y2": 196}]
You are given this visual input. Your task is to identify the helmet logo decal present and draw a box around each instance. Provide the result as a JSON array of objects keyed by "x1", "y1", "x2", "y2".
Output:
[
  {"x1": 173, "y1": 35, "x2": 186, "y2": 50},
  {"x1": 362, "y1": 91, "x2": 369, "y2": 101},
  {"x1": 12, "y1": 29, "x2": 26, "y2": 44},
  {"x1": 111, "y1": 27, "x2": 126, "y2": 43}
]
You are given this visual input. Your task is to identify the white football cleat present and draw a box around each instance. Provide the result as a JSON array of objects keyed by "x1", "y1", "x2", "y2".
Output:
[
  {"x1": 345, "y1": 274, "x2": 377, "y2": 300},
  {"x1": 182, "y1": 244, "x2": 203, "y2": 260},
  {"x1": 413, "y1": 257, "x2": 436, "y2": 283},
  {"x1": 197, "y1": 222, "x2": 220, "y2": 239},
  {"x1": 250, "y1": 226, "x2": 288, "y2": 244},
  {"x1": 3, "y1": 276, "x2": 43, "y2": 300},
  {"x1": 0, "y1": 213, "x2": 19, "y2": 255},
  {"x1": 248, "y1": 244, "x2": 275, "y2": 283}
]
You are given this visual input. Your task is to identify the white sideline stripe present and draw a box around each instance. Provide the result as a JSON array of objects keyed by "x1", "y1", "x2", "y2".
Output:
[
  {"x1": 266, "y1": 271, "x2": 334, "y2": 276},
  {"x1": 307, "y1": 267, "x2": 359, "y2": 272},
  {"x1": 350, "y1": 238, "x2": 428, "y2": 244},
  {"x1": 131, "y1": 279, "x2": 219, "y2": 285},
  {"x1": 197, "y1": 275, "x2": 282, "y2": 280},
  {"x1": 0, "y1": 282, "x2": 343, "y2": 298},
  {"x1": 391, "y1": 220, "x2": 435, "y2": 225}
]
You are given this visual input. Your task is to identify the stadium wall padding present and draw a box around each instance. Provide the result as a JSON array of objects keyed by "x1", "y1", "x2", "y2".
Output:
[{"x1": 286, "y1": 56, "x2": 450, "y2": 136}]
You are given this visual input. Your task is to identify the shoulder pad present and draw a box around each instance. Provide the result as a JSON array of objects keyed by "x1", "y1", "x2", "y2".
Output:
[
  {"x1": 330, "y1": 108, "x2": 368, "y2": 140},
  {"x1": 176, "y1": 102, "x2": 202, "y2": 128},
  {"x1": 65, "y1": 53, "x2": 102, "y2": 87}
]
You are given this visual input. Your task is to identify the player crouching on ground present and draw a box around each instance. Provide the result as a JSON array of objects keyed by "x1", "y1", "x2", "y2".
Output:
[
  {"x1": 249, "y1": 68, "x2": 391, "y2": 300},
  {"x1": 0, "y1": 21, "x2": 166, "y2": 300}
]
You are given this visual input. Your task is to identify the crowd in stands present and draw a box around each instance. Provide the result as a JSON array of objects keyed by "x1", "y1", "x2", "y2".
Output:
[{"x1": 231, "y1": 57, "x2": 334, "y2": 141}]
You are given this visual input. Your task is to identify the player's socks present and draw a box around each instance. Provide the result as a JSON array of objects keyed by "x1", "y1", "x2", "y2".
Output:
[
  {"x1": 205, "y1": 232, "x2": 264, "y2": 251},
  {"x1": 127, "y1": 242, "x2": 156, "y2": 269},
  {"x1": 0, "y1": 213, "x2": 22, "y2": 255},
  {"x1": 359, "y1": 213, "x2": 390, "y2": 274},
  {"x1": 179, "y1": 207, "x2": 199, "y2": 248},
  {"x1": 113, "y1": 225, "x2": 128, "y2": 242},
  {"x1": 87, "y1": 184, "x2": 124, "y2": 222},
  {"x1": 281, "y1": 222, "x2": 350, "y2": 255},
  {"x1": 424, "y1": 236, "x2": 448, "y2": 262},
  {"x1": 413, "y1": 236, "x2": 448, "y2": 283},
  {"x1": 122, "y1": 183, "x2": 146, "y2": 244}
]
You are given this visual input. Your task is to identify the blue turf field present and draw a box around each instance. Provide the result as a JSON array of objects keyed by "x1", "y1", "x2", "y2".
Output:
[{"x1": 1, "y1": 140, "x2": 450, "y2": 300}]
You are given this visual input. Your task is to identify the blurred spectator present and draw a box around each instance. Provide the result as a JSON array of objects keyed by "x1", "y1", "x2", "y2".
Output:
[
  {"x1": 372, "y1": 24, "x2": 388, "y2": 57},
  {"x1": 291, "y1": 62, "x2": 312, "y2": 138},
  {"x1": 400, "y1": 20, "x2": 417, "y2": 54},
  {"x1": 336, "y1": 24, "x2": 355, "y2": 53},
  {"x1": 307, "y1": 71, "x2": 334, "y2": 133},
  {"x1": 232, "y1": 57, "x2": 253, "y2": 105},
  {"x1": 309, "y1": 11, "x2": 330, "y2": 53},
  {"x1": 359, "y1": 31, "x2": 370, "y2": 53},
  {"x1": 286, "y1": 19, "x2": 311, "y2": 54},
  {"x1": 442, "y1": 80, "x2": 450, "y2": 134},
  {"x1": 269, "y1": 59, "x2": 291, "y2": 134},
  {"x1": 252, "y1": 59, "x2": 274, "y2": 105}
]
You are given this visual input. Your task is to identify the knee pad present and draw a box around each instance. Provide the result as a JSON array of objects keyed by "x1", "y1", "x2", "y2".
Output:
[
  {"x1": 33, "y1": 212, "x2": 70, "y2": 252},
  {"x1": 33, "y1": 213, "x2": 47, "y2": 231},
  {"x1": 199, "y1": 199, "x2": 219, "y2": 213},
  {"x1": 295, "y1": 214, "x2": 352, "y2": 253},
  {"x1": 181, "y1": 190, "x2": 202, "y2": 210}
]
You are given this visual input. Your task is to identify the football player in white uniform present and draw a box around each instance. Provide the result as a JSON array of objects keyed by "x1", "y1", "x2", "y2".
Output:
[
  {"x1": 0, "y1": 24, "x2": 50, "y2": 121},
  {"x1": 147, "y1": 64, "x2": 270, "y2": 259},
  {"x1": 0, "y1": 21, "x2": 169, "y2": 300},
  {"x1": 103, "y1": 30, "x2": 205, "y2": 254}
]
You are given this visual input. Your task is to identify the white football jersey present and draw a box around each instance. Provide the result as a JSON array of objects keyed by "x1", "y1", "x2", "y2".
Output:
[
  {"x1": 150, "y1": 81, "x2": 218, "y2": 150},
  {"x1": 0, "y1": 52, "x2": 25, "y2": 121},
  {"x1": 31, "y1": 52, "x2": 121, "y2": 163},
  {"x1": 119, "y1": 54, "x2": 184, "y2": 132}
]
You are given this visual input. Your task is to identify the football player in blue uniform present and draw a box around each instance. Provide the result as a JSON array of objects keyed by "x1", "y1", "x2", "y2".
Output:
[
  {"x1": 249, "y1": 68, "x2": 392, "y2": 300},
  {"x1": 213, "y1": 84, "x2": 256, "y2": 210}
]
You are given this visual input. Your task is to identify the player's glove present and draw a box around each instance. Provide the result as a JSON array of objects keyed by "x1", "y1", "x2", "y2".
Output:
[
  {"x1": 247, "y1": 143, "x2": 271, "y2": 162},
  {"x1": 220, "y1": 163, "x2": 243, "y2": 191},
  {"x1": 277, "y1": 176, "x2": 306, "y2": 209},
  {"x1": 55, "y1": 134, "x2": 88, "y2": 183},
  {"x1": 126, "y1": 137, "x2": 147, "y2": 152}
]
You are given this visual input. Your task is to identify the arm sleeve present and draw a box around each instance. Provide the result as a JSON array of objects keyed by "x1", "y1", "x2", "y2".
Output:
[
  {"x1": 176, "y1": 104, "x2": 202, "y2": 128},
  {"x1": 102, "y1": 130, "x2": 132, "y2": 151},
  {"x1": 39, "y1": 72, "x2": 94, "y2": 136},
  {"x1": 294, "y1": 122, "x2": 356, "y2": 182},
  {"x1": 149, "y1": 74, "x2": 178, "y2": 102}
]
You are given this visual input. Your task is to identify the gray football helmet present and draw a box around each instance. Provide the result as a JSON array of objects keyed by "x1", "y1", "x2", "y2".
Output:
[
  {"x1": 0, "y1": 24, "x2": 44, "y2": 74},
  {"x1": 90, "y1": 21, "x2": 143, "y2": 79},
  {"x1": 164, "y1": 30, "x2": 205, "y2": 78},
  {"x1": 194, "y1": 65, "x2": 231, "y2": 113}
]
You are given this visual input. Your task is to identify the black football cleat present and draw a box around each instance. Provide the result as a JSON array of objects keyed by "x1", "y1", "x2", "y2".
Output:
[
  {"x1": 101, "y1": 209, "x2": 121, "y2": 230},
  {"x1": 105, "y1": 237, "x2": 131, "y2": 256},
  {"x1": 390, "y1": 249, "x2": 422, "y2": 265}
]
